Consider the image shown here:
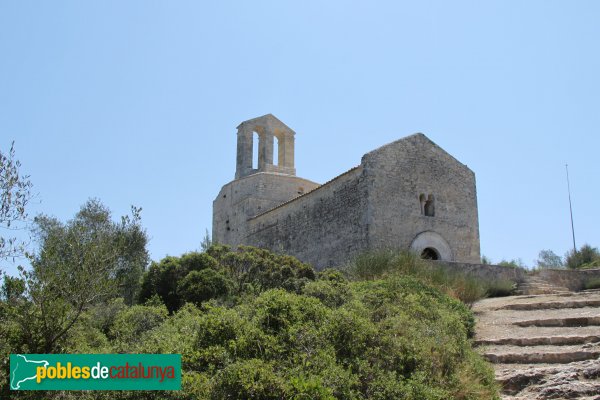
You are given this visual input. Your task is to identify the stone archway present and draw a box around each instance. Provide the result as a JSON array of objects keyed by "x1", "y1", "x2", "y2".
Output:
[
  {"x1": 421, "y1": 247, "x2": 440, "y2": 260},
  {"x1": 410, "y1": 231, "x2": 453, "y2": 261}
]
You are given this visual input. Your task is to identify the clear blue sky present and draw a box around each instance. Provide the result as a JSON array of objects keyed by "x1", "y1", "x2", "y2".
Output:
[{"x1": 1, "y1": 1, "x2": 598, "y2": 275}]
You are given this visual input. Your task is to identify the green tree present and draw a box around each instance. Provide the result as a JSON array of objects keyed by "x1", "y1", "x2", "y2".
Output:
[
  {"x1": 11, "y1": 199, "x2": 148, "y2": 352},
  {"x1": 566, "y1": 244, "x2": 600, "y2": 269},
  {"x1": 110, "y1": 303, "x2": 168, "y2": 350},
  {"x1": 177, "y1": 269, "x2": 232, "y2": 306},
  {"x1": 215, "y1": 245, "x2": 316, "y2": 294},
  {"x1": 138, "y1": 253, "x2": 221, "y2": 313},
  {"x1": 140, "y1": 246, "x2": 316, "y2": 313},
  {"x1": 535, "y1": 249, "x2": 563, "y2": 269},
  {"x1": 498, "y1": 258, "x2": 526, "y2": 268},
  {"x1": 0, "y1": 141, "x2": 33, "y2": 267},
  {"x1": 200, "y1": 228, "x2": 212, "y2": 252}
]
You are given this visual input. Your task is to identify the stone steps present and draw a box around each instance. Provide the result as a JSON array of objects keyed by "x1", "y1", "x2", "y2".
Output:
[
  {"x1": 496, "y1": 360, "x2": 600, "y2": 398},
  {"x1": 473, "y1": 290, "x2": 600, "y2": 399},
  {"x1": 498, "y1": 299, "x2": 600, "y2": 311},
  {"x1": 514, "y1": 315, "x2": 600, "y2": 327},
  {"x1": 482, "y1": 344, "x2": 600, "y2": 364},
  {"x1": 515, "y1": 275, "x2": 571, "y2": 295},
  {"x1": 475, "y1": 334, "x2": 600, "y2": 347}
]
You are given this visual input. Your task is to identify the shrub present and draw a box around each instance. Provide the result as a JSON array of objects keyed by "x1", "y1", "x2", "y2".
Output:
[
  {"x1": 211, "y1": 359, "x2": 287, "y2": 400},
  {"x1": 346, "y1": 250, "x2": 488, "y2": 305},
  {"x1": 584, "y1": 278, "x2": 600, "y2": 290},
  {"x1": 498, "y1": 259, "x2": 525, "y2": 268},
  {"x1": 180, "y1": 251, "x2": 220, "y2": 272},
  {"x1": 134, "y1": 303, "x2": 204, "y2": 355},
  {"x1": 110, "y1": 303, "x2": 168, "y2": 349},
  {"x1": 346, "y1": 250, "x2": 397, "y2": 280},
  {"x1": 177, "y1": 269, "x2": 232, "y2": 305},
  {"x1": 535, "y1": 249, "x2": 564, "y2": 269},
  {"x1": 139, "y1": 246, "x2": 317, "y2": 313},
  {"x1": 2, "y1": 247, "x2": 499, "y2": 399},
  {"x1": 252, "y1": 289, "x2": 328, "y2": 335},
  {"x1": 288, "y1": 375, "x2": 336, "y2": 399},
  {"x1": 566, "y1": 244, "x2": 600, "y2": 269},
  {"x1": 302, "y1": 279, "x2": 352, "y2": 308},
  {"x1": 138, "y1": 256, "x2": 186, "y2": 312},
  {"x1": 485, "y1": 279, "x2": 516, "y2": 297},
  {"x1": 89, "y1": 297, "x2": 127, "y2": 335}
]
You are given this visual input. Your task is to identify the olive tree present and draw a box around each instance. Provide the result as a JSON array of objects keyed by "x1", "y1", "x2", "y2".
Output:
[
  {"x1": 13, "y1": 199, "x2": 148, "y2": 352},
  {"x1": 0, "y1": 141, "x2": 33, "y2": 267}
]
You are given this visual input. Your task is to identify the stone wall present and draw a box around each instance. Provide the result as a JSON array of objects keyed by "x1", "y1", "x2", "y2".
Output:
[
  {"x1": 432, "y1": 260, "x2": 527, "y2": 284},
  {"x1": 537, "y1": 268, "x2": 600, "y2": 291},
  {"x1": 246, "y1": 167, "x2": 370, "y2": 269},
  {"x1": 213, "y1": 173, "x2": 319, "y2": 246},
  {"x1": 214, "y1": 116, "x2": 483, "y2": 269},
  {"x1": 364, "y1": 134, "x2": 481, "y2": 263}
]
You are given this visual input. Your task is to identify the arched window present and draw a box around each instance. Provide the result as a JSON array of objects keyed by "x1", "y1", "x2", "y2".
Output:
[
  {"x1": 424, "y1": 195, "x2": 435, "y2": 217},
  {"x1": 252, "y1": 131, "x2": 259, "y2": 169},
  {"x1": 419, "y1": 194, "x2": 426, "y2": 215},
  {"x1": 273, "y1": 135, "x2": 279, "y2": 166}
]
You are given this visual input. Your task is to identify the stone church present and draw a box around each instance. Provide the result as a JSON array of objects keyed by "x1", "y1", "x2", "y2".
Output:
[{"x1": 213, "y1": 114, "x2": 481, "y2": 269}]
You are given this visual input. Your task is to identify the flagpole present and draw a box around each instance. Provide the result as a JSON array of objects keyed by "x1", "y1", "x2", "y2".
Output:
[{"x1": 565, "y1": 164, "x2": 577, "y2": 253}]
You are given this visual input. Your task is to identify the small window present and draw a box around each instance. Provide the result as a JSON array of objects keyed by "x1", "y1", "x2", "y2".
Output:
[
  {"x1": 298, "y1": 187, "x2": 304, "y2": 195},
  {"x1": 274, "y1": 135, "x2": 279, "y2": 166},
  {"x1": 424, "y1": 195, "x2": 435, "y2": 217},
  {"x1": 252, "y1": 131, "x2": 260, "y2": 169}
]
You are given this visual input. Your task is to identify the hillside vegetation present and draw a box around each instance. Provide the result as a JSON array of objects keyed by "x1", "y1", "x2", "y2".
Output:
[{"x1": 2, "y1": 244, "x2": 499, "y2": 399}]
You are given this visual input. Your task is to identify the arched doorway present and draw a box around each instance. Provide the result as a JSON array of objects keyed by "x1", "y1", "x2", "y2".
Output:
[
  {"x1": 410, "y1": 231, "x2": 453, "y2": 261},
  {"x1": 421, "y1": 247, "x2": 440, "y2": 260}
]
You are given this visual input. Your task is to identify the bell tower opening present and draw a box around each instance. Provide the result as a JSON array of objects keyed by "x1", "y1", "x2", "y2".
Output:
[
  {"x1": 273, "y1": 135, "x2": 279, "y2": 166},
  {"x1": 252, "y1": 131, "x2": 259, "y2": 169},
  {"x1": 235, "y1": 114, "x2": 297, "y2": 179}
]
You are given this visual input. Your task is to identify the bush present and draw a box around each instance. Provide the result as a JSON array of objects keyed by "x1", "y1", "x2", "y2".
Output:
[
  {"x1": 566, "y1": 244, "x2": 600, "y2": 269},
  {"x1": 177, "y1": 269, "x2": 232, "y2": 306},
  {"x1": 346, "y1": 250, "x2": 488, "y2": 305},
  {"x1": 347, "y1": 250, "x2": 397, "y2": 280},
  {"x1": 535, "y1": 249, "x2": 564, "y2": 269},
  {"x1": 89, "y1": 297, "x2": 127, "y2": 335},
  {"x1": 302, "y1": 279, "x2": 352, "y2": 308},
  {"x1": 584, "y1": 278, "x2": 600, "y2": 290},
  {"x1": 139, "y1": 246, "x2": 316, "y2": 313},
  {"x1": 485, "y1": 279, "x2": 516, "y2": 297},
  {"x1": 139, "y1": 256, "x2": 187, "y2": 312},
  {"x1": 212, "y1": 359, "x2": 287, "y2": 400},
  {"x1": 498, "y1": 259, "x2": 525, "y2": 268},
  {"x1": 180, "y1": 251, "x2": 220, "y2": 272},
  {"x1": 2, "y1": 247, "x2": 499, "y2": 399},
  {"x1": 252, "y1": 289, "x2": 328, "y2": 335},
  {"x1": 109, "y1": 303, "x2": 168, "y2": 349}
]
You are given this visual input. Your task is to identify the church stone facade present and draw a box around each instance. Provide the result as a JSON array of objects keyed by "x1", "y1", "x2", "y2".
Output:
[{"x1": 213, "y1": 114, "x2": 481, "y2": 269}]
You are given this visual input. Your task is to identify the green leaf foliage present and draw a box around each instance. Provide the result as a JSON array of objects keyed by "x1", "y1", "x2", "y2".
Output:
[
  {"x1": 177, "y1": 269, "x2": 232, "y2": 306},
  {"x1": 1, "y1": 246, "x2": 499, "y2": 399},
  {"x1": 566, "y1": 244, "x2": 600, "y2": 269},
  {"x1": 139, "y1": 246, "x2": 316, "y2": 313}
]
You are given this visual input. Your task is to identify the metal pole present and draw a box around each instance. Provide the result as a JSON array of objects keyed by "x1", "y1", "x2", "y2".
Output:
[{"x1": 565, "y1": 164, "x2": 577, "y2": 253}]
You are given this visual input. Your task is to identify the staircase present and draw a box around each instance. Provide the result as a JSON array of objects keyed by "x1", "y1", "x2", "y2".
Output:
[
  {"x1": 473, "y1": 284, "x2": 600, "y2": 399},
  {"x1": 515, "y1": 274, "x2": 571, "y2": 295}
]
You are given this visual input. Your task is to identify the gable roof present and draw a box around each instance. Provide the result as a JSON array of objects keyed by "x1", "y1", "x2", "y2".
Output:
[
  {"x1": 236, "y1": 113, "x2": 295, "y2": 133},
  {"x1": 363, "y1": 132, "x2": 472, "y2": 172}
]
